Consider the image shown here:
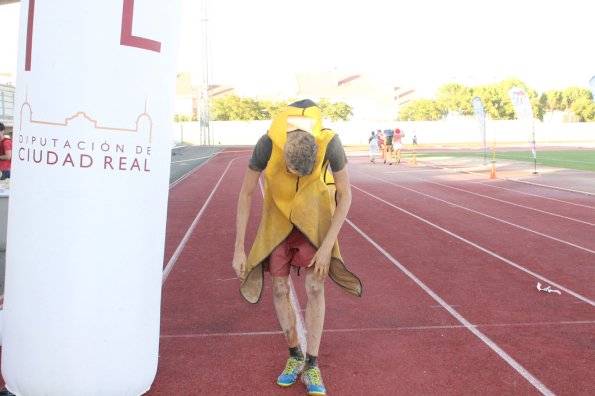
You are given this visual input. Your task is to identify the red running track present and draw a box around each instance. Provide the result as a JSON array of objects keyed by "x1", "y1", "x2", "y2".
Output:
[{"x1": 151, "y1": 149, "x2": 594, "y2": 395}]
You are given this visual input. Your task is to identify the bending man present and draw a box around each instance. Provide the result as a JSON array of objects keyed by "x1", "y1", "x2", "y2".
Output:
[{"x1": 233, "y1": 99, "x2": 362, "y2": 395}]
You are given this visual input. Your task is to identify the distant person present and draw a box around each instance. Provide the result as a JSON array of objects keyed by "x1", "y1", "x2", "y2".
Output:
[
  {"x1": 233, "y1": 99, "x2": 362, "y2": 396},
  {"x1": 377, "y1": 130, "x2": 385, "y2": 160},
  {"x1": 368, "y1": 131, "x2": 379, "y2": 163},
  {"x1": 383, "y1": 128, "x2": 394, "y2": 165},
  {"x1": 412, "y1": 131, "x2": 418, "y2": 146},
  {"x1": 0, "y1": 123, "x2": 11, "y2": 180},
  {"x1": 393, "y1": 128, "x2": 405, "y2": 164}
]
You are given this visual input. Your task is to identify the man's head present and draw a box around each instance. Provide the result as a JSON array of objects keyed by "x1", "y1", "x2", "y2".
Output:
[
  {"x1": 0, "y1": 123, "x2": 5, "y2": 133},
  {"x1": 284, "y1": 130, "x2": 318, "y2": 177}
]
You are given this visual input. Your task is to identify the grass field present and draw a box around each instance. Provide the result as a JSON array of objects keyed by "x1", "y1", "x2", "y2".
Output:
[{"x1": 413, "y1": 150, "x2": 595, "y2": 171}]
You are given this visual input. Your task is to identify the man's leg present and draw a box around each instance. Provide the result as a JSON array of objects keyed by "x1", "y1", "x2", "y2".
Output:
[
  {"x1": 304, "y1": 269, "x2": 325, "y2": 356},
  {"x1": 302, "y1": 268, "x2": 327, "y2": 395},
  {"x1": 272, "y1": 276, "x2": 299, "y2": 347},
  {"x1": 272, "y1": 276, "x2": 305, "y2": 387}
]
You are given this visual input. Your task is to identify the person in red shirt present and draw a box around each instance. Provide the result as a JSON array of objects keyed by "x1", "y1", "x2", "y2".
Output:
[
  {"x1": 393, "y1": 128, "x2": 405, "y2": 164},
  {"x1": 0, "y1": 123, "x2": 11, "y2": 180}
]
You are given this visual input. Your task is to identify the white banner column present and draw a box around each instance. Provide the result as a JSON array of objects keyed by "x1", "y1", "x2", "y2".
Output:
[{"x1": 1, "y1": 1, "x2": 181, "y2": 395}]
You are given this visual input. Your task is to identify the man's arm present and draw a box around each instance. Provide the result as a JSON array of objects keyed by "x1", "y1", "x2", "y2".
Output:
[
  {"x1": 309, "y1": 166, "x2": 352, "y2": 280},
  {"x1": 232, "y1": 168, "x2": 261, "y2": 280}
]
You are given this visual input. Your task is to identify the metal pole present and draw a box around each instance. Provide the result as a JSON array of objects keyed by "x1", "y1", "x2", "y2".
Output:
[
  {"x1": 532, "y1": 120, "x2": 537, "y2": 174},
  {"x1": 200, "y1": 0, "x2": 210, "y2": 146}
]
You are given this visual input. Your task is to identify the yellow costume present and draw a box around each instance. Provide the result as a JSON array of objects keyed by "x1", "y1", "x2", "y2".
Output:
[{"x1": 240, "y1": 100, "x2": 362, "y2": 303}]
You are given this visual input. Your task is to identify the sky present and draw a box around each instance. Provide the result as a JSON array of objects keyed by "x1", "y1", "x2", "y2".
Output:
[{"x1": 1, "y1": 0, "x2": 594, "y2": 97}]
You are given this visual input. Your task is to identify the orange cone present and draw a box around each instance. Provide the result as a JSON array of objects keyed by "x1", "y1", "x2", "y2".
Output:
[{"x1": 490, "y1": 161, "x2": 496, "y2": 179}]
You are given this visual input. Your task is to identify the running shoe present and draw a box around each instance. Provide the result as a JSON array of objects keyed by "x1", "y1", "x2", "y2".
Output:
[
  {"x1": 302, "y1": 366, "x2": 326, "y2": 395},
  {"x1": 277, "y1": 357, "x2": 305, "y2": 387}
]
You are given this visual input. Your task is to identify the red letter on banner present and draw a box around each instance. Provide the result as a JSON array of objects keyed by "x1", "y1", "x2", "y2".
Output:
[
  {"x1": 25, "y1": 0, "x2": 36, "y2": 71},
  {"x1": 120, "y1": 0, "x2": 161, "y2": 53}
]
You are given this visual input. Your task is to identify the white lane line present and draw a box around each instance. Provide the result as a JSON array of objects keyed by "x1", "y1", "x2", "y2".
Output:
[
  {"x1": 471, "y1": 181, "x2": 595, "y2": 211},
  {"x1": 258, "y1": 178, "x2": 308, "y2": 354},
  {"x1": 162, "y1": 157, "x2": 240, "y2": 283},
  {"x1": 504, "y1": 178, "x2": 595, "y2": 197},
  {"x1": 171, "y1": 154, "x2": 218, "y2": 164},
  {"x1": 413, "y1": 159, "x2": 595, "y2": 197},
  {"x1": 351, "y1": 185, "x2": 595, "y2": 308},
  {"x1": 169, "y1": 151, "x2": 221, "y2": 189},
  {"x1": 159, "y1": 320, "x2": 595, "y2": 338},
  {"x1": 421, "y1": 178, "x2": 595, "y2": 226},
  {"x1": 361, "y1": 175, "x2": 595, "y2": 255},
  {"x1": 346, "y1": 218, "x2": 555, "y2": 396},
  {"x1": 351, "y1": 184, "x2": 595, "y2": 307}
]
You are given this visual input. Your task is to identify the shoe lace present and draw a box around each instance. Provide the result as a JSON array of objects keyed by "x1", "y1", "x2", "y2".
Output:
[
  {"x1": 306, "y1": 367, "x2": 322, "y2": 385},
  {"x1": 282, "y1": 358, "x2": 301, "y2": 375}
]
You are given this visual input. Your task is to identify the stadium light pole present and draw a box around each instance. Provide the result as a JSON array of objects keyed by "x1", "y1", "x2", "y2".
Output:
[{"x1": 199, "y1": 0, "x2": 210, "y2": 146}]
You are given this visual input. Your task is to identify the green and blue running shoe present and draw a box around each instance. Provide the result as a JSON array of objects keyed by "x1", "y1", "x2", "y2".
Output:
[
  {"x1": 276, "y1": 357, "x2": 305, "y2": 387},
  {"x1": 301, "y1": 366, "x2": 326, "y2": 395}
]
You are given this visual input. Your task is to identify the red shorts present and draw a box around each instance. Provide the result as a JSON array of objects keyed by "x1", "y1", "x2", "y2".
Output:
[{"x1": 267, "y1": 228, "x2": 317, "y2": 277}]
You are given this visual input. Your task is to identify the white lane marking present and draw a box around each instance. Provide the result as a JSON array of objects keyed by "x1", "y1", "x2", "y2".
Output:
[
  {"x1": 362, "y1": 175, "x2": 595, "y2": 255},
  {"x1": 162, "y1": 157, "x2": 240, "y2": 283},
  {"x1": 351, "y1": 184, "x2": 595, "y2": 308},
  {"x1": 412, "y1": 159, "x2": 595, "y2": 197},
  {"x1": 171, "y1": 154, "x2": 218, "y2": 164},
  {"x1": 422, "y1": 178, "x2": 595, "y2": 226},
  {"x1": 169, "y1": 151, "x2": 222, "y2": 189},
  {"x1": 346, "y1": 219, "x2": 555, "y2": 396},
  {"x1": 472, "y1": 181, "x2": 595, "y2": 211}
]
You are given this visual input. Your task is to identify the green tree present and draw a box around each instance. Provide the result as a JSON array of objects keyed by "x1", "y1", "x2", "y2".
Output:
[
  {"x1": 399, "y1": 99, "x2": 447, "y2": 121},
  {"x1": 570, "y1": 96, "x2": 595, "y2": 122},
  {"x1": 260, "y1": 100, "x2": 288, "y2": 119},
  {"x1": 559, "y1": 87, "x2": 593, "y2": 122},
  {"x1": 472, "y1": 84, "x2": 505, "y2": 120},
  {"x1": 317, "y1": 98, "x2": 354, "y2": 121},
  {"x1": 435, "y1": 83, "x2": 474, "y2": 116},
  {"x1": 209, "y1": 94, "x2": 269, "y2": 121},
  {"x1": 540, "y1": 90, "x2": 564, "y2": 121}
]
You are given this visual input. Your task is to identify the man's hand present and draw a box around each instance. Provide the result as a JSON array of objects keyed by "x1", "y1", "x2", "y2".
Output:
[
  {"x1": 308, "y1": 245, "x2": 332, "y2": 281},
  {"x1": 232, "y1": 250, "x2": 247, "y2": 280}
]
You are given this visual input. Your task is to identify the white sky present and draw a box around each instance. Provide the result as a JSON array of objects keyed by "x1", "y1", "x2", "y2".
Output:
[{"x1": 1, "y1": 0, "x2": 594, "y2": 97}]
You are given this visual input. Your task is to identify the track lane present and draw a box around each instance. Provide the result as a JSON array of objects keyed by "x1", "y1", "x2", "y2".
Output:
[
  {"x1": 350, "y1": 168, "x2": 595, "y2": 299},
  {"x1": 347, "y1": 162, "x2": 595, "y2": 394}
]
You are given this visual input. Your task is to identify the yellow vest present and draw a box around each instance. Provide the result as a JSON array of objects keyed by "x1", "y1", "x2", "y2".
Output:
[{"x1": 240, "y1": 101, "x2": 362, "y2": 303}]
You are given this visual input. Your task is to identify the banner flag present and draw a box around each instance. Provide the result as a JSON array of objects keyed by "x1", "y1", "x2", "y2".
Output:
[
  {"x1": 508, "y1": 86, "x2": 534, "y2": 120},
  {"x1": 1, "y1": 1, "x2": 181, "y2": 395},
  {"x1": 590, "y1": 75, "x2": 595, "y2": 104},
  {"x1": 508, "y1": 86, "x2": 536, "y2": 160},
  {"x1": 471, "y1": 96, "x2": 487, "y2": 162}
]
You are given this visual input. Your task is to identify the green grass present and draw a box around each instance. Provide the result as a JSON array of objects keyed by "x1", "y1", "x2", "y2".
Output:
[{"x1": 413, "y1": 150, "x2": 595, "y2": 171}]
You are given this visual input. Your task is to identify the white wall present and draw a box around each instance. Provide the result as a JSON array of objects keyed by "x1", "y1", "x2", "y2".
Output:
[{"x1": 173, "y1": 119, "x2": 595, "y2": 147}]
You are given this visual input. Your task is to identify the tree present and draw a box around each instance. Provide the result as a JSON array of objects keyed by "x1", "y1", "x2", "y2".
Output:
[
  {"x1": 435, "y1": 83, "x2": 474, "y2": 116},
  {"x1": 399, "y1": 99, "x2": 447, "y2": 121},
  {"x1": 570, "y1": 96, "x2": 595, "y2": 122},
  {"x1": 472, "y1": 84, "x2": 505, "y2": 120},
  {"x1": 209, "y1": 94, "x2": 270, "y2": 121},
  {"x1": 317, "y1": 98, "x2": 354, "y2": 121},
  {"x1": 541, "y1": 90, "x2": 565, "y2": 121}
]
